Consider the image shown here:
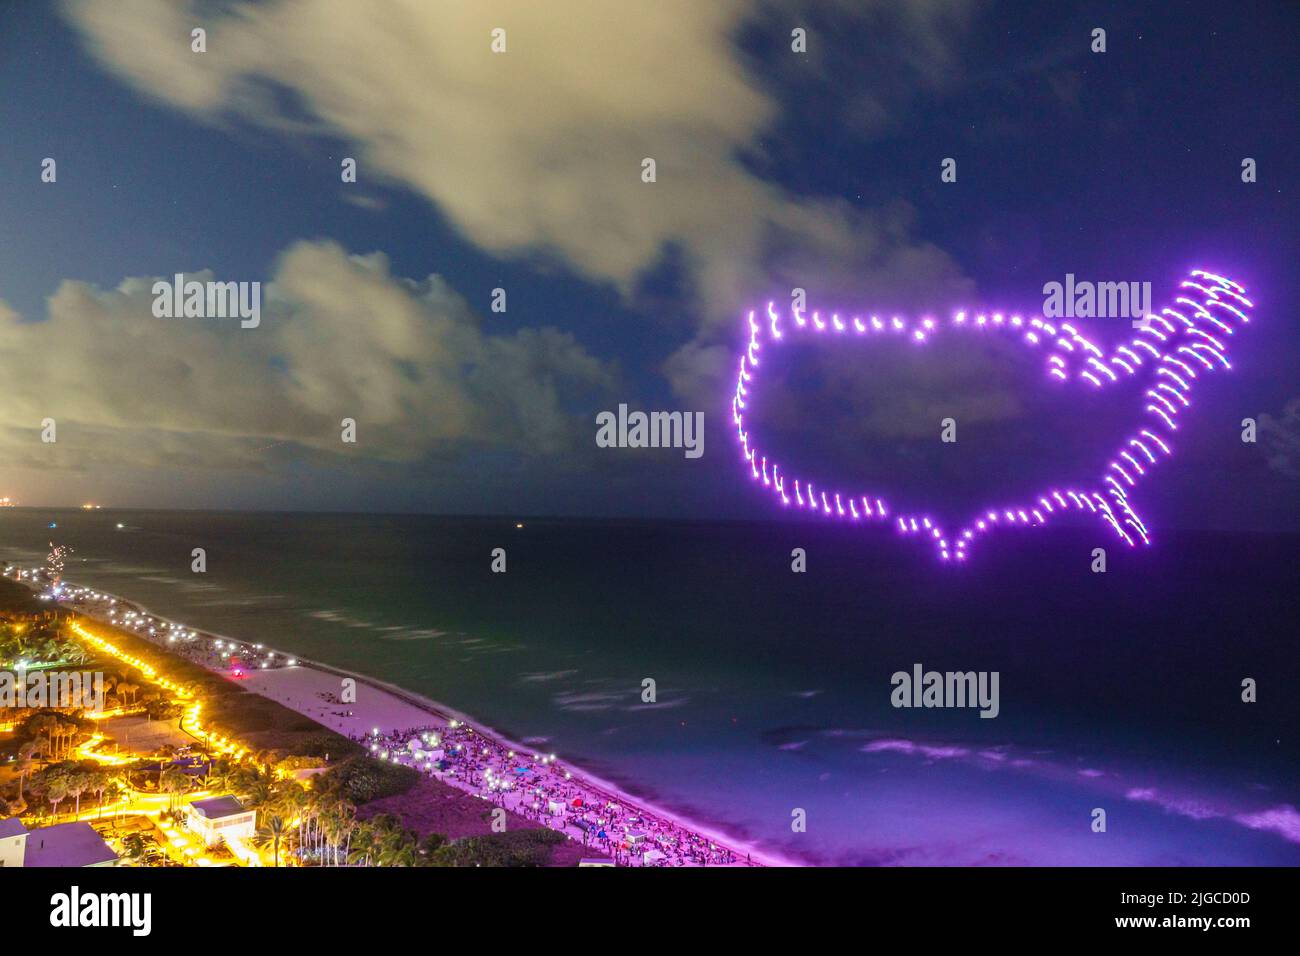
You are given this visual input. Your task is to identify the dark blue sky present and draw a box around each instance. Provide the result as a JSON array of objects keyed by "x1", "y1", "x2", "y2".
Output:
[{"x1": 0, "y1": 1, "x2": 1295, "y2": 531}]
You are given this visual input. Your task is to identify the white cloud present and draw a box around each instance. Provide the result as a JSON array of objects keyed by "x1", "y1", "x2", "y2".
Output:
[
  {"x1": 0, "y1": 240, "x2": 617, "y2": 474},
  {"x1": 63, "y1": 0, "x2": 976, "y2": 398}
]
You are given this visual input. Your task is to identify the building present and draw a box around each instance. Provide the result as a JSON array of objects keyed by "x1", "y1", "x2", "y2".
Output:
[
  {"x1": 187, "y1": 795, "x2": 256, "y2": 847},
  {"x1": 0, "y1": 817, "x2": 25, "y2": 867},
  {"x1": 0, "y1": 819, "x2": 119, "y2": 867}
]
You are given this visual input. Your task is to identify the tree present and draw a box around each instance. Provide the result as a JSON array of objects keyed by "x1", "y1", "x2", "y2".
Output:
[
  {"x1": 15, "y1": 744, "x2": 35, "y2": 801},
  {"x1": 122, "y1": 833, "x2": 147, "y2": 861},
  {"x1": 94, "y1": 775, "x2": 119, "y2": 819},
  {"x1": 240, "y1": 777, "x2": 274, "y2": 818},
  {"x1": 66, "y1": 771, "x2": 89, "y2": 818},
  {"x1": 257, "y1": 815, "x2": 287, "y2": 868},
  {"x1": 44, "y1": 778, "x2": 68, "y2": 821},
  {"x1": 159, "y1": 767, "x2": 190, "y2": 814},
  {"x1": 420, "y1": 832, "x2": 449, "y2": 858}
]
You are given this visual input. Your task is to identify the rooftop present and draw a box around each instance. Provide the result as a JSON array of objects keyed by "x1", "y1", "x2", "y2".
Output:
[
  {"x1": 0, "y1": 817, "x2": 27, "y2": 839},
  {"x1": 189, "y1": 795, "x2": 249, "y2": 819},
  {"x1": 23, "y1": 822, "x2": 118, "y2": 867}
]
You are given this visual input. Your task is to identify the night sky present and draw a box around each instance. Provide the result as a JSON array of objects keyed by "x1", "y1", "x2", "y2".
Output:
[{"x1": 1, "y1": 1, "x2": 1296, "y2": 531}]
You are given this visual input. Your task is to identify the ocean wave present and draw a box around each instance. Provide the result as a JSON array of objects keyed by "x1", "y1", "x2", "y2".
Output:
[
  {"x1": 554, "y1": 690, "x2": 624, "y2": 713},
  {"x1": 520, "y1": 669, "x2": 578, "y2": 683}
]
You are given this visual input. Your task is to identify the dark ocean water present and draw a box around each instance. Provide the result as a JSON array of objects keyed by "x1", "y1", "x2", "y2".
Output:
[{"x1": 3, "y1": 508, "x2": 1297, "y2": 865}]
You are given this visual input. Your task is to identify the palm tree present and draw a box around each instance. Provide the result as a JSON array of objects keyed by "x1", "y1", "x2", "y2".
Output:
[
  {"x1": 367, "y1": 818, "x2": 420, "y2": 867},
  {"x1": 256, "y1": 814, "x2": 287, "y2": 867},
  {"x1": 380, "y1": 837, "x2": 419, "y2": 867},
  {"x1": 26, "y1": 712, "x2": 56, "y2": 759},
  {"x1": 44, "y1": 779, "x2": 68, "y2": 821},
  {"x1": 55, "y1": 719, "x2": 73, "y2": 758},
  {"x1": 101, "y1": 781, "x2": 123, "y2": 818},
  {"x1": 159, "y1": 767, "x2": 190, "y2": 815},
  {"x1": 242, "y1": 778, "x2": 276, "y2": 821},
  {"x1": 58, "y1": 640, "x2": 90, "y2": 666},
  {"x1": 319, "y1": 801, "x2": 357, "y2": 867},
  {"x1": 347, "y1": 820, "x2": 383, "y2": 867},
  {"x1": 92, "y1": 773, "x2": 115, "y2": 818},
  {"x1": 14, "y1": 744, "x2": 35, "y2": 802},
  {"x1": 67, "y1": 772, "x2": 89, "y2": 818},
  {"x1": 202, "y1": 756, "x2": 233, "y2": 792}
]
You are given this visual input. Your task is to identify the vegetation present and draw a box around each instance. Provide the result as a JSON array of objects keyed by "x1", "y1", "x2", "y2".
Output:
[
  {"x1": 144, "y1": 698, "x2": 184, "y2": 720},
  {"x1": 25, "y1": 761, "x2": 121, "y2": 821},
  {"x1": 0, "y1": 618, "x2": 81, "y2": 668},
  {"x1": 427, "y1": 828, "x2": 567, "y2": 867},
  {"x1": 11, "y1": 711, "x2": 97, "y2": 760},
  {"x1": 317, "y1": 755, "x2": 420, "y2": 804}
]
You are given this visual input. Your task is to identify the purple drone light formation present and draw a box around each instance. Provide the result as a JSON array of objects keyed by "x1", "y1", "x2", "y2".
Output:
[{"x1": 731, "y1": 269, "x2": 1254, "y2": 562}]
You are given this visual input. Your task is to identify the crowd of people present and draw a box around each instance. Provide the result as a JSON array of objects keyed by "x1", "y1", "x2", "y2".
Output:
[{"x1": 357, "y1": 721, "x2": 752, "y2": 867}]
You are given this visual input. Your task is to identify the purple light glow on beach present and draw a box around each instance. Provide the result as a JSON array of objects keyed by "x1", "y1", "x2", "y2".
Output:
[
  {"x1": 731, "y1": 270, "x2": 1254, "y2": 561},
  {"x1": 852, "y1": 730, "x2": 1300, "y2": 852}
]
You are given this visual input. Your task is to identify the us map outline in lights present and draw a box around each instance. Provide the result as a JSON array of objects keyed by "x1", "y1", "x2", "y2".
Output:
[{"x1": 732, "y1": 269, "x2": 1254, "y2": 562}]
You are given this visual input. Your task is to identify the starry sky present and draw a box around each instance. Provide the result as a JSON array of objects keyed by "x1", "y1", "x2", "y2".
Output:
[{"x1": 0, "y1": 0, "x2": 1296, "y2": 530}]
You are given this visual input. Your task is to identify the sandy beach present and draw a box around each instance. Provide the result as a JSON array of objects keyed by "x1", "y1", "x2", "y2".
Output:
[{"x1": 42, "y1": 576, "x2": 794, "y2": 867}]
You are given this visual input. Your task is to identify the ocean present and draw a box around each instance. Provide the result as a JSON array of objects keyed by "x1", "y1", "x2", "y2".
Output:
[{"x1": 3, "y1": 508, "x2": 1297, "y2": 865}]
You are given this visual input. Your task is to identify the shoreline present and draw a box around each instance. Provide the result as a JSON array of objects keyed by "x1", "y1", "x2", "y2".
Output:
[{"x1": 29, "y1": 574, "x2": 796, "y2": 867}]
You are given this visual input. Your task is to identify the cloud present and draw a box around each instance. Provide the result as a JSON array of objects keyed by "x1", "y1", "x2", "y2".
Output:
[
  {"x1": 1258, "y1": 398, "x2": 1300, "y2": 479},
  {"x1": 1235, "y1": 805, "x2": 1300, "y2": 845},
  {"x1": 63, "y1": 0, "x2": 976, "y2": 400},
  {"x1": 339, "y1": 193, "x2": 388, "y2": 213},
  {"x1": 0, "y1": 240, "x2": 616, "y2": 474}
]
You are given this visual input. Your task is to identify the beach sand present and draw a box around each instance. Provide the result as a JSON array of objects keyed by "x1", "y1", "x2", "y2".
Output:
[
  {"x1": 235, "y1": 662, "x2": 791, "y2": 866},
  {"x1": 237, "y1": 665, "x2": 446, "y2": 739}
]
